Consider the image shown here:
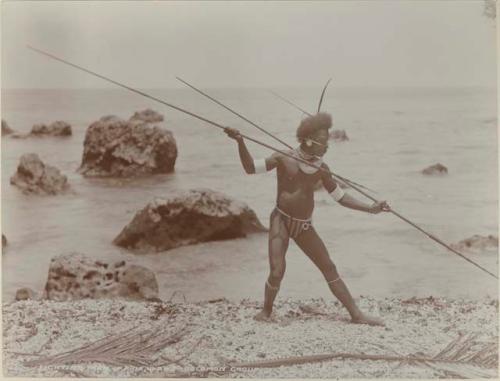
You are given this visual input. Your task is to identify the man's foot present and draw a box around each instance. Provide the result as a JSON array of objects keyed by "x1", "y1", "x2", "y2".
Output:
[
  {"x1": 253, "y1": 309, "x2": 273, "y2": 322},
  {"x1": 351, "y1": 313, "x2": 384, "y2": 327}
]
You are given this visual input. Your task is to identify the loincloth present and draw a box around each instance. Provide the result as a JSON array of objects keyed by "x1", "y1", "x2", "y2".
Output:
[{"x1": 274, "y1": 206, "x2": 312, "y2": 239}]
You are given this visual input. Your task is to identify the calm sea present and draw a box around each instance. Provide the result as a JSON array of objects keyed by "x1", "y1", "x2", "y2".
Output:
[{"x1": 1, "y1": 87, "x2": 498, "y2": 302}]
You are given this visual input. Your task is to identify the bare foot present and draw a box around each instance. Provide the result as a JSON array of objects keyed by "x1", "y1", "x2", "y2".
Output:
[
  {"x1": 253, "y1": 310, "x2": 273, "y2": 322},
  {"x1": 351, "y1": 313, "x2": 384, "y2": 327}
]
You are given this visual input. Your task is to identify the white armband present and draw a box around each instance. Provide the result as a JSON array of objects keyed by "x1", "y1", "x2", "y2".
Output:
[
  {"x1": 253, "y1": 158, "x2": 267, "y2": 174},
  {"x1": 330, "y1": 186, "x2": 345, "y2": 202}
]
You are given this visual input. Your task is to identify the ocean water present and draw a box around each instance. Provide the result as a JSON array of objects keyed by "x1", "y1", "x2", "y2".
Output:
[{"x1": 1, "y1": 87, "x2": 498, "y2": 302}]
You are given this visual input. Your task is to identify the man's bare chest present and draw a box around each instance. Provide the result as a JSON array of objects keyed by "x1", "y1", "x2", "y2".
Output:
[{"x1": 278, "y1": 159, "x2": 322, "y2": 187}]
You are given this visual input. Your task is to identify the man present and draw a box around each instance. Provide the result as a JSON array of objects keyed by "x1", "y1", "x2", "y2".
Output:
[{"x1": 225, "y1": 112, "x2": 390, "y2": 326}]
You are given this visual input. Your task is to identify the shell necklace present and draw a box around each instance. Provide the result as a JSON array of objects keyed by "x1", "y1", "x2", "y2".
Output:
[{"x1": 296, "y1": 148, "x2": 323, "y2": 174}]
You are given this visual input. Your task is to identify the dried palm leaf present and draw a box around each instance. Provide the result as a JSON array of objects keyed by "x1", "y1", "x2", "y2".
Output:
[
  {"x1": 24, "y1": 324, "x2": 189, "y2": 368},
  {"x1": 228, "y1": 334, "x2": 498, "y2": 378},
  {"x1": 155, "y1": 335, "x2": 206, "y2": 367}
]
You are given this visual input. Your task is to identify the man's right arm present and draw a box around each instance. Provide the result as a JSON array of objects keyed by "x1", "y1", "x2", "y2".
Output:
[
  {"x1": 225, "y1": 127, "x2": 279, "y2": 174},
  {"x1": 236, "y1": 138, "x2": 256, "y2": 174}
]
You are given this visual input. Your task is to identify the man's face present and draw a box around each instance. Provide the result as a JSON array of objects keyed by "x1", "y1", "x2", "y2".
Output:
[{"x1": 309, "y1": 129, "x2": 329, "y2": 157}]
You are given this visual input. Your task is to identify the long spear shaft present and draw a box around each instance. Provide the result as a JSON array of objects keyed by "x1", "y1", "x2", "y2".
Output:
[
  {"x1": 27, "y1": 45, "x2": 497, "y2": 280},
  {"x1": 270, "y1": 89, "x2": 313, "y2": 116},
  {"x1": 32, "y1": 60, "x2": 330, "y2": 176},
  {"x1": 176, "y1": 76, "x2": 375, "y2": 194},
  {"x1": 25, "y1": 46, "x2": 362, "y2": 192},
  {"x1": 268, "y1": 90, "x2": 312, "y2": 116},
  {"x1": 176, "y1": 77, "x2": 294, "y2": 150},
  {"x1": 268, "y1": 92, "x2": 497, "y2": 279},
  {"x1": 175, "y1": 78, "x2": 497, "y2": 280}
]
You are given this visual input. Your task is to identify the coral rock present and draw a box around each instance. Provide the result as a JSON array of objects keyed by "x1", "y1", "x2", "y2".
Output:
[
  {"x1": 44, "y1": 252, "x2": 159, "y2": 301},
  {"x1": 30, "y1": 121, "x2": 72, "y2": 137},
  {"x1": 10, "y1": 153, "x2": 70, "y2": 195},
  {"x1": 329, "y1": 129, "x2": 349, "y2": 142},
  {"x1": 2, "y1": 119, "x2": 14, "y2": 136},
  {"x1": 129, "y1": 109, "x2": 164, "y2": 123},
  {"x1": 422, "y1": 163, "x2": 448, "y2": 175},
  {"x1": 451, "y1": 235, "x2": 498, "y2": 253},
  {"x1": 15, "y1": 288, "x2": 37, "y2": 301},
  {"x1": 114, "y1": 188, "x2": 267, "y2": 252},
  {"x1": 78, "y1": 115, "x2": 177, "y2": 177}
]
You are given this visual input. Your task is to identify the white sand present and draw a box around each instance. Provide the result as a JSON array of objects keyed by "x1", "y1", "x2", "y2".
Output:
[{"x1": 2, "y1": 296, "x2": 498, "y2": 378}]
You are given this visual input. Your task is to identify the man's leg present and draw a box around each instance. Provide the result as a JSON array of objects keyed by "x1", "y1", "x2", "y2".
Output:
[
  {"x1": 254, "y1": 209, "x2": 290, "y2": 321},
  {"x1": 294, "y1": 227, "x2": 383, "y2": 326}
]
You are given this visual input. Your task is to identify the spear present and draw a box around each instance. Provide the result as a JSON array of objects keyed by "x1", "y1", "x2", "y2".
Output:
[
  {"x1": 27, "y1": 45, "x2": 498, "y2": 280},
  {"x1": 175, "y1": 76, "x2": 376, "y2": 194},
  {"x1": 272, "y1": 78, "x2": 331, "y2": 118},
  {"x1": 268, "y1": 90, "x2": 312, "y2": 116},
  {"x1": 175, "y1": 77, "x2": 497, "y2": 280},
  {"x1": 176, "y1": 77, "x2": 294, "y2": 150}
]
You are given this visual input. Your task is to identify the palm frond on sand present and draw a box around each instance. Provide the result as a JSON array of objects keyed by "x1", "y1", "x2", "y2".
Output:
[
  {"x1": 21, "y1": 323, "x2": 498, "y2": 379},
  {"x1": 24, "y1": 324, "x2": 189, "y2": 368},
  {"x1": 229, "y1": 333, "x2": 498, "y2": 378}
]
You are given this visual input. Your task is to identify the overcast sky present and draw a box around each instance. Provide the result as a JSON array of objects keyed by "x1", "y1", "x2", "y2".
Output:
[{"x1": 1, "y1": 1, "x2": 497, "y2": 89}]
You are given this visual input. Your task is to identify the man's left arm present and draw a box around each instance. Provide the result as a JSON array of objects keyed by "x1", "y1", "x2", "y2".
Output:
[{"x1": 320, "y1": 164, "x2": 390, "y2": 214}]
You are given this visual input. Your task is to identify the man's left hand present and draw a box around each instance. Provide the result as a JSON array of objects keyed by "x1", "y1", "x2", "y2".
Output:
[{"x1": 370, "y1": 200, "x2": 391, "y2": 214}]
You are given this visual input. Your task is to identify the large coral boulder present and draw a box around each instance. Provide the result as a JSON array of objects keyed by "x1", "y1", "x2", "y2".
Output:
[
  {"x1": 2, "y1": 119, "x2": 14, "y2": 136},
  {"x1": 10, "y1": 153, "x2": 70, "y2": 195},
  {"x1": 44, "y1": 252, "x2": 160, "y2": 301},
  {"x1": 30, "y1": 121, "x2": 72, "y2": 137},
  {"x1": 114, "y1": 189, "x2": 267, "y2": 252},
  {"x1": 79, "y1": 115, "x2": 177, "y2": 177},
  {"x1": 451, "y1": 235, "x2": 498, "y2": 253},
  {"x1": 422, "y1": 163, "x2": 448, "y2": 175},
  {"x1": 329, "y1": 129, "x2": 349, "y2": 142},
  {"x1": 129, "y1": 108, "x2": 164, "y2": 123}
]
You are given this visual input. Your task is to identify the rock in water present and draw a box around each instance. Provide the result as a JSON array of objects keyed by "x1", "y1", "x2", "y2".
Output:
[
  {"x1": 114, "y1": 188, "x2": 268, "y2": 252},
  {"x1": 79, "y1": 115, "x2": 177, "y2": 177},
  {"x1": 30, "y1": 121, "x2": 72, "y2": 137},
  {"x1": 329, "y1": 129, "x2": 349, "y2": 142},
  {"x1": 451, "y1": 235, "x2": 498, "y2": 252},
  {"x1": 422, "y1": 163, "x2": 448, "y2": 175},
  {"x1": 2, "y1": 119, "x2": 14, "y2": 136},
  {"x1": 44, "y1": 252, "x2": 159, "y2": 301},
  {"x1": 10, "y1": 153, "x2": 70, "y2": 195},
  {"x1": 129, "y1": 109, "x2": 164, "y2": 123}
]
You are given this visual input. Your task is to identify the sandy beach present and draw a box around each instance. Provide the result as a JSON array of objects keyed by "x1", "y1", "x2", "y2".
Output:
[{"x1": 3, "y1": 296, "x2": 498, "y2": 378}]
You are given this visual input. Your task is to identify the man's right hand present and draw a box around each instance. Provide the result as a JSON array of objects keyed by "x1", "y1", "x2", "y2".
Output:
[{"x1": 224, "y1": 127, "x2": 243, "y2": 142}]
